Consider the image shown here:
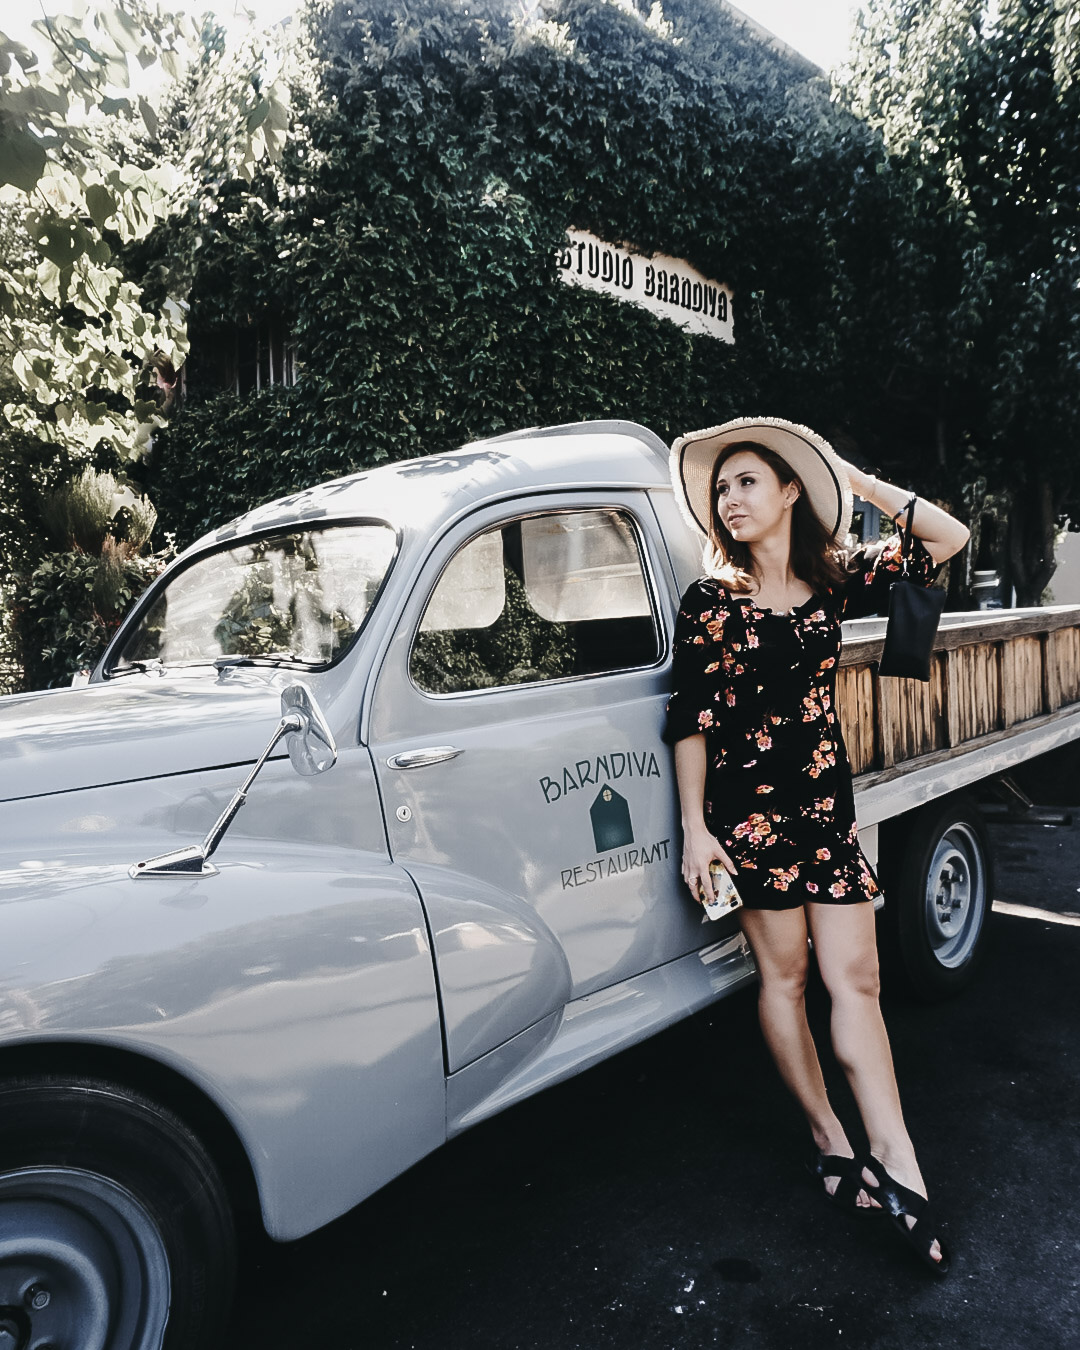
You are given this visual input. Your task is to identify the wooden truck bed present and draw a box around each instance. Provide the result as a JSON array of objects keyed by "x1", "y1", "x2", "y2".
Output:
[{"x1": 841, "y1": 605, "x2": 1080, "y2": 827}]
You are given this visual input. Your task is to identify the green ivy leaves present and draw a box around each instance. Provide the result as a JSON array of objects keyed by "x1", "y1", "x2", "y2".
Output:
[
  {"x1": 0, "y1": 127, "x2": 47, "y2": 193},
  {"x1": 0, "y1": 2, "x2": 293, "y2": 465}
]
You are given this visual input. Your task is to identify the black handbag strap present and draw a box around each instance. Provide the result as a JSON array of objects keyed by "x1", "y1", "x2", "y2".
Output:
[{"x1": 899, "y1": 493, "x2": 917, "y2": 577}]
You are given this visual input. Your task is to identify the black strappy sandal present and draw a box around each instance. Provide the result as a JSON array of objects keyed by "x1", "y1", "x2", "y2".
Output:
[
  {"x1": 864, "y1": 1159, "x2": 952, "y2": 1276},
  {"x1": 806, "y1": 1148, "x2": 876, "y2": 1213}
]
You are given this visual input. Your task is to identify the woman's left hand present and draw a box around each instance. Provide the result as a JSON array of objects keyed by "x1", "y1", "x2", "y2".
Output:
[{"x1": 840, "y1": 460, "x2": 874, "y2": 499}]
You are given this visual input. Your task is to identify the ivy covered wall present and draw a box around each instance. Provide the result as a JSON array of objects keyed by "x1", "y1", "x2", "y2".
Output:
[{"x1": 147, "y1": 0, "x2": 890, "y2": 548}]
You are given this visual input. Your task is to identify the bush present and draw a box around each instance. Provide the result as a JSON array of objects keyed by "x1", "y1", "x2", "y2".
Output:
[{"x1": 8, "y1": 548, "x2": 168, "y2": 691}]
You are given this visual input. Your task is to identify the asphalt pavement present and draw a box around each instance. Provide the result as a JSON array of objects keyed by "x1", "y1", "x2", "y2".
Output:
[{"x1": 227, "y1": 802, "x2": 1080, "y2": 1350}]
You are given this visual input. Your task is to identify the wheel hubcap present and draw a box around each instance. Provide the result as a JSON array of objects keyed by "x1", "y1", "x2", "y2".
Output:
[
  {"x1": 924, "y1": 823, "x2": 987, "y2": 968},
  {"x1": 0, "y1": 1169, "x2": 170, "y2": 1350}
]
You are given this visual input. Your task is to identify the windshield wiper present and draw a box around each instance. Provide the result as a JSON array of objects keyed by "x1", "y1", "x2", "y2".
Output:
[
  {"x1": 213, "y1": 652, "x2": 310, "y2": 670},
  {"x1": 108, "y1": 658, "x2": 166, "y2": 679}
]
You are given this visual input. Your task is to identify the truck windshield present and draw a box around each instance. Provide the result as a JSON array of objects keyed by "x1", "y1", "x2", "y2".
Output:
[{"x1": 109, "y1": 523, "x2": 397, "y2": 672}]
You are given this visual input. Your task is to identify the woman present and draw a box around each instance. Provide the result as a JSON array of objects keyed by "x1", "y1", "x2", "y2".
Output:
[{"x1": 664, "y1": 417, "x2": 969, "y2": 1275}]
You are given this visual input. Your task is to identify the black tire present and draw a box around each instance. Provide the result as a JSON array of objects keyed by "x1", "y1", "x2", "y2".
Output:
[
  {"x1": 878, "y1": 792, "x2": 993, "y2": 1001},
  {"x1": 0, "y1": 1075, "x2": 236, "y2": 1350}
]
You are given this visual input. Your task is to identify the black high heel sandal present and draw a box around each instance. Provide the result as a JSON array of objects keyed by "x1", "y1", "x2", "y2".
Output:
[
  {"x1": 806, "y1": 1148, "x2": 876, "y2": 1213},
  {"x1": 864, "y1": 1159, "x2": 952, "y2": 1276}
]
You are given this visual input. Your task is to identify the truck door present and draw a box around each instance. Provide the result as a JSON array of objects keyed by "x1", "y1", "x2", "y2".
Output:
[{"x1": 368, "y1": 494, "x2": 720, "y2": 1072}]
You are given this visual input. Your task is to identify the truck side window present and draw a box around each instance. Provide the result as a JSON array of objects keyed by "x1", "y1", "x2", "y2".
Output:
[{"x1": 410, "y1": 509, "x2": 660, "y2": 694}]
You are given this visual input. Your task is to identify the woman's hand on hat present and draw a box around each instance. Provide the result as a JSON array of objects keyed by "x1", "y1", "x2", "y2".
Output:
[
  {"x1": 838, "y1": 459, "x2": 876, "y2": 500},
  {"x1": 681, "y1": 827, "x2": 736, "y2": 903}
]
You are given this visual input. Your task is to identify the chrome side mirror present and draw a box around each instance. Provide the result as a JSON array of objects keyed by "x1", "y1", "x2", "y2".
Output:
[
  {"x1": 131, "y1": 682, "x2": 337, "y2": 878},
  {"x1": 282, "y1": 682, "x2": 337, "y2": 776}
]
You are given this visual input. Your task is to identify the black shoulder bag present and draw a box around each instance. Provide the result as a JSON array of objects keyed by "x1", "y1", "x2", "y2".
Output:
[{"x1": 877, "y1": 495, "x2": 947, "y2": 682}]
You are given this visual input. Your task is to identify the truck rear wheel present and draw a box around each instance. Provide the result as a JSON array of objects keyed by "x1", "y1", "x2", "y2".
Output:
[{"x1": 878, "y1": 792, "x2": 993, "y2": 1000}]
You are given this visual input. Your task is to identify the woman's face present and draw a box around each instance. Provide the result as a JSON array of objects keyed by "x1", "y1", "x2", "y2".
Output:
[{"x1": 713, "y1": 450, "x2": 799, "y2": 546}]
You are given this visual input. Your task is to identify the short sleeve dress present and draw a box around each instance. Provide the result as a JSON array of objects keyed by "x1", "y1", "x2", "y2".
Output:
[{"x1": 663, "y1": 535, "x2": 941, "y2": 910}]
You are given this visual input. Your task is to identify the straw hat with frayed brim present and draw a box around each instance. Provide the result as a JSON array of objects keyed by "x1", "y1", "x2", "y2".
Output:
[{"x1": 671, "y1": 417, "x2": 853, "y2": 544}]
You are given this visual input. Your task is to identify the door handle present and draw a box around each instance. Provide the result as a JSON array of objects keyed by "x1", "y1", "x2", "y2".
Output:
[{"x1": 386, "y1": 745, "x2": 465, "y2": 770}]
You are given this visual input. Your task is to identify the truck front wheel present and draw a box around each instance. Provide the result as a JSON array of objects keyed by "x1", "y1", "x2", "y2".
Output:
[
  {"x1": 878, "y1": 792, "x2": 993, "y2": 1000},
  {"x1": 0, "y1": 1075, "x2": 236, "y2": 1349}
]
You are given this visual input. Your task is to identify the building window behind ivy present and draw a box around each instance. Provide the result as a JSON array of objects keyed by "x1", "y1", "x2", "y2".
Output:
[{"x1": 198, "y1": 319, "x2": 297, "y2": 395}]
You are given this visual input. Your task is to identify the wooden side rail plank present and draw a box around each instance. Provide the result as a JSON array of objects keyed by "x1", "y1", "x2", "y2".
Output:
[
  {"x1": 1049, "y1": 626, "x2": 1080, "y2": 707},
  {"x1": 1042, "y1": 631, "x2": 1056, "y2": 715},
  {"x1": 930, "y1": 654, "x2": 949, "y2": 751},
  {"x1": 840, "y1": 603, "x2": 1080, "y2": 668},
  {"x1": 877, "y1": 677, "x2": 898, "y2": 770},
  {"x1": 837, "y1": 665, "x2": 875, "y2": 777},
  {"x1": 976, "y1": 642, "x2": 999, "y2": 739}
]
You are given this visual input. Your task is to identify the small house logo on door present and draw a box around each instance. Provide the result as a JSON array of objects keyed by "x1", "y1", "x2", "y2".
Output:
[{"x1": 590, "y1": 784, "x2": 633, "y2": 853}]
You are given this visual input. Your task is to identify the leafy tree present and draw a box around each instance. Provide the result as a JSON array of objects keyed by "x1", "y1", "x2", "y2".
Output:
[
  {"x1": 840, "y1": 0, "x2": 1080, "y2": 604},
  {"x1": 0, "y1": 0, "x2": 293, "y2": 687},
  {"x1": 0, "y1": 0, "x2": 291, "y2": 465}
]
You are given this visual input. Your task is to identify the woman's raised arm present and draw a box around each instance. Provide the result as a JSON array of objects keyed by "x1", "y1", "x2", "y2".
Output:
[{"x1": 841, "y1": 462, "x2": 970, "y2": 566}]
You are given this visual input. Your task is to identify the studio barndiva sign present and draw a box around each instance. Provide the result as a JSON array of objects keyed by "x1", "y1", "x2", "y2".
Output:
[{"x1": 557, "y1": 229, "x2": 734, "y2": 343}]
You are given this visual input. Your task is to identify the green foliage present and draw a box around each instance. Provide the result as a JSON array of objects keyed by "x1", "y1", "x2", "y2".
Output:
[
  {"x1": 8, "y1": 547, "x2": 167, "y2": 689},
  {"x1": 148, "y1": 384, "x2": 321, "y2": 544},
  {"x1": 40, "y1": 469, "x2": 116, "y2": 557},
  {"x1": 6, "y1": 466, "x2": 166, "y2": 690},
  {"x1": 0, "y1": 1, "x2": 297, "y2": 687},
  {"x1": 140, "y1": 0, "x2": 1077, "y2": 613},
  {"x1": 0, "y1": 0, "x2": 291, "y2": 464},
  {"x1": 148, "y1": 0, "x2": 893, "y2": 548},
  {"x1": 839, "y1": 0, "x2": 1080, "y2": 602},
  {"x1": 41, "y1": 465, "x2": 157, "y2": 553}
]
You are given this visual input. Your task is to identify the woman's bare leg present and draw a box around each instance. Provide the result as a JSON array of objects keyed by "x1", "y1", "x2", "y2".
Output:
[
  {"x1": 806, "y1": 900, "x2": 941, "y2": 1258},
  {"x1": 740, "y1": 906, "x2": 873, "y2": 1206}
]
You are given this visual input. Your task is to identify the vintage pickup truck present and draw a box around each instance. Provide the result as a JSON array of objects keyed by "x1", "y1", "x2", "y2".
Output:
[{"x1": 1, "y1": 420, "x2": 1078, "y2": 1349}]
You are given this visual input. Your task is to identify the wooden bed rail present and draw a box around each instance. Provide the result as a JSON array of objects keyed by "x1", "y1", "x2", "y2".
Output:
[{"x1": 839, "y1": 605, "x2": 1080, "y2": 780}]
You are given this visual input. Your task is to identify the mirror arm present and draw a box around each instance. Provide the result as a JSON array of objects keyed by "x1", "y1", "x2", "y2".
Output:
[
  {"x1": 130, "y1": 712, "x2": 303, "y2": 880},
  {"x1": 200, "y1": 713, "x2": 302, "y2": 862}
]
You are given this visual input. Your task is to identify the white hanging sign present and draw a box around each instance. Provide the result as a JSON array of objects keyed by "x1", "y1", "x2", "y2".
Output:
[{"x1": 556, "y1": 228, "x2": 734, "y2": 343}]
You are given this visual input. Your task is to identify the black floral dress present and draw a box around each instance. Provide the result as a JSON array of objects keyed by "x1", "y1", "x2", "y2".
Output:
[{"x1": 663, "y1": 536, "x2": 940, "y2": 911}]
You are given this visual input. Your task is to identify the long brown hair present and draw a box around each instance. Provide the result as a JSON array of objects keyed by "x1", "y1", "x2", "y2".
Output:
[{"x1": 707, "y1": 441, "x2": 847, "y2": 594}]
